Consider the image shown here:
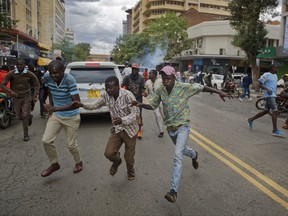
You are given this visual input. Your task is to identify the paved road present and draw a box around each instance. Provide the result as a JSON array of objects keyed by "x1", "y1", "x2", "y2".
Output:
[{"x1": 0, "y1": 93, "x2": 287, "y2": 216}]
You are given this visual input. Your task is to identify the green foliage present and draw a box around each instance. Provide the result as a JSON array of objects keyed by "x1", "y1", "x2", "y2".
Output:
[
  {"x1": 52, "y1": 40, "x2": 91, "y2": 62},
  {"x1": 0, "y1": 3, "x2": 18, "y2": 29},
  {"x1": 111, "y1": 12, "x2": 190, "y2": 63},
  {"x1": 228, "y1": 0, "x2": 278, "y2": 64}
]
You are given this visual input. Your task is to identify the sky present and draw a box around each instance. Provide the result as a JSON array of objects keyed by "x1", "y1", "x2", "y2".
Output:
[
  {"x1": 65, "y1": 0, "x2": 138, "y2": 55},
  {"x1": 65, "y1": 0, "x2": 283, "y2": 55}
]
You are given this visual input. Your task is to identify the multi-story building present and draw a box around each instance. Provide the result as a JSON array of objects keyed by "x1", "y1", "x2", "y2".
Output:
[
  {"x1": 38, "y1": 0, "x2": 65, "y2": 48},
  {"x1": 65, "y1": 28, "x2": 75, "y2": 45},
  {"x1": 129, "y1": 0, "x2": 230, "y2": 33},
  {"x1": 0, "y1": 0, "x2": 65, "y2": 65},
  {"x1": 180, "y1": 20, "x2": 280, "y2": 73}
]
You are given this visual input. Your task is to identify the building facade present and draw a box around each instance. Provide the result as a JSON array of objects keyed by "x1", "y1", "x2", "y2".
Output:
[
  {"x1": 65, "y1": 28, "x2": 75, "y2": 45},
  {"x1": 180, "y1": 20, "x2": 280, "y2": 73},
  {"x1": 129, "y1": 0, "x2": 230, "y2": 33}
]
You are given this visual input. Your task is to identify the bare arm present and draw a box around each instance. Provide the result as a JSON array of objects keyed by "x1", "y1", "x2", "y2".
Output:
[
  {"x1": 44, "y1": 94, "x2": 81, "y2": 112},
  {"x1": 202, "y1": 86, "x2": 232, "y2": 101},
  {"x1": 130, "y1": 100, "x2": 154, "y2": 110}
]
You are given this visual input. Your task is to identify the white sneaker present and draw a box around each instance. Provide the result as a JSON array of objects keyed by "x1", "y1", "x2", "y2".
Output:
[
  {"x1": 248, "y1": 98, "x2": 252, "y2": 101},
  {"x1": 239, "y1": 98, "x2": 243, "y2": 102}
]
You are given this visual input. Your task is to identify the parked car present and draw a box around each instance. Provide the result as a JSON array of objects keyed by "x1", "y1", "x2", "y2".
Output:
[
  {"x1": 65, "y1": 61, "x2": 123, "y2": 114},
  {"x1": 204, "y1": 74, "x2": 224, "y2": 89}
]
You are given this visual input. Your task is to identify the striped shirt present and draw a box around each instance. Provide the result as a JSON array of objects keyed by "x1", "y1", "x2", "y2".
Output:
[
  {"x1": 83, "y1": 88, "x2": 139, "y2": 138},
  {"x1": 44, "y1": 73, "x2": 80, "y2": 117},
  {"x1": 148, "y1": 81, "x2": 203, "y2": 127}
]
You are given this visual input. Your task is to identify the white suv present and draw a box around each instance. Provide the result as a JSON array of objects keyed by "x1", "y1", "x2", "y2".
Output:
[{"x1": 65, "y1": 61, "x2": 123, "y2": 114}]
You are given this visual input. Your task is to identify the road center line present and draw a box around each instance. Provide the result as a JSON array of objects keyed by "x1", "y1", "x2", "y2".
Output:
[{"x1": 189, "y1": 132, "x2": 288, "y2": 210}]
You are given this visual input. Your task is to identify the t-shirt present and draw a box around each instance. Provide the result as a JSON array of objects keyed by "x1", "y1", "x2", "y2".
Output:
[
  {"x1": 122, "y1": 74, "x2": 145, "y2": 102},
  {"x1": 44, "y1": 73, "x2": 79, "y2": 117},
  {"x1": 258, "y1": 72, "x2": 277, "y2": 98}
]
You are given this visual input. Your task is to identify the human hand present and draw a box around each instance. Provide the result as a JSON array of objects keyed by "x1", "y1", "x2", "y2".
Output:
[
  {"x1": 267, "y1": 89, "x2": 272, "y2": 95},
  {"x1": 44, "y1": 104, "x2": 55, "y2": 112},
  {"x1": 10, "y1": 91, "x2": 18, "y2": 97},
  {"x1": 72, "y1": 101, "x2": 84, "y2": 108},
  {"x1": 130, "y1": 100, "x2": 140, "y2": 107},
  {"x1": 112, "y1": 116, "x2": 122, "y2": 125},
  {"x1": 219, "y1": 92, "x2": 233, "y2": 101},
  {"x1": 142, "y1": 92, "x2": 148, "y2": 97}
]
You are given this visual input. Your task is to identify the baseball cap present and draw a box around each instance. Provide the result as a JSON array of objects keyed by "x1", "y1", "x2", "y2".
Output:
[
  {"x1": 160, "y1": 65, "x2": 177, "y2": 77},
  {"x1": 131, "y1": 63, "x2": 139, "y2": 69}
]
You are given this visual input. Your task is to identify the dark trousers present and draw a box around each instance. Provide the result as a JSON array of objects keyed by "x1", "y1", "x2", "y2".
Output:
[
  {"x1": 13, "y1": 96, "x2": 32, "y2": 137},
  {"x1": 104, "y1": 131, "x2": 137, "y2": 172}
]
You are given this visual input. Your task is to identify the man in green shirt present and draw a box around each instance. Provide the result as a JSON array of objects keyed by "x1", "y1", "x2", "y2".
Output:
[
  {"x1": 131, "y1": 65, "x2": 231, "y2": 203},
  {"x1": 0, "y1": 59, "x2": 40, "y2": 141}
]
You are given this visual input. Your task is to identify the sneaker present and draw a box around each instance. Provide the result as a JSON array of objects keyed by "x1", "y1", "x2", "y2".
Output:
[
  {"x1": 158, "y1": 132, "x2": 164, "y2": 138},
  {"x1": 247, "y1": 118, "x2": 253, "y2": 130},
  {"x1": 272, "y1": 130, "x2": 285, "y2": 138},
  {"x1": 137, "y1": 130, "x2": 142, "y2": 139},
  {"x1": 127, "y1": 170, "x2": 135, "y2": 180},
  {"x1": 192, "y1": 151, "x2": 199, "y2": 169},
  {"x1": 248, "y1": 98, "x2": 252, "y2": 101},
  {"x1": 164, "y1": 189, "x2": 177, "y2": 203},
  {"x1": 23, "y1": 135, "x2": 30, "y2": 142},
  {"x1": 239, "y1": 98, "x2": 243, "y2": 102}
]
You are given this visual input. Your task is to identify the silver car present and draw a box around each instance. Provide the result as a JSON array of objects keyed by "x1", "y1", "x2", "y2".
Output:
[{"x1": 65, "y1": 61, "x2": 123, "y2": 114}]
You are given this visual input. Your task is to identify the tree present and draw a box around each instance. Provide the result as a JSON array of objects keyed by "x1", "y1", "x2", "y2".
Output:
[
  {"x1": 144, "y1": 12, "x2": 190, "y2": 62},
  {"x1": 228, "y1": 0, "x2": 278, "y2": 90},
  {"x1": 111, "y1": 12, "x2": 190, "y2": 65},
  {"x1": 0, "y1": 3, "x2": 18, "y2": 29},
  {"x1": 52, "y1": 40, "x2": 91, "y2": 62}
]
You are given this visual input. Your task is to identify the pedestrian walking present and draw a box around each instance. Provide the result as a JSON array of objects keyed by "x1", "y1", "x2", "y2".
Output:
[
  {"x1": 131, "y1": 65, "x2": 231, "y2": 203},
  {"x1": 72, "y1": 76, "x2": 140, "y2": 180},
  {"x1": 247, "y1": 64, "x2": 285, "y2": 137},
  {"x1": 143, "y1": 69, "x2": 164, "y2": 138},
  {"x1": 40, "y1": 60, "x2": 83, "y2": 177},
  {"x1": 0, "y1": 59, "x2": 39, "y2": 141},
  {"x1": 121, "y1": 63, "x2": 145, "y2": 139},
  {"x1": 239, "y1": 72, "x2": 253, "y2": 101}
]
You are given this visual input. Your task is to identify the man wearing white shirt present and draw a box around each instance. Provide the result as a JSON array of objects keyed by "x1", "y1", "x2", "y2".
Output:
[
  {"x1": 143, "y1": 69, "x2": 164, "y2": 137},
  {"x1": 122, "y1": 62, "x2": 132, "y2": 77}
]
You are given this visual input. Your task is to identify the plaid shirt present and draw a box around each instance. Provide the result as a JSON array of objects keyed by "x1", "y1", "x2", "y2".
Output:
[
  {"x1": 83, "y1": 88, "x2": 139, "y2": 138},
  {"x1": 148, "y1": 81, "x2": 203, "y2": 127}
]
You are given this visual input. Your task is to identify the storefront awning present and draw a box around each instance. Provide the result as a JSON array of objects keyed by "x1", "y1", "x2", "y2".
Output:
[
  {"x1": 37, "y1": 57, "x2": 52, "y2": 66},
  {"x1": 257, "y1": 47, "x2": 276, "y2": 59},
  {"x1": 37, "y1": 42, "x2": 50, "y2": 51}
]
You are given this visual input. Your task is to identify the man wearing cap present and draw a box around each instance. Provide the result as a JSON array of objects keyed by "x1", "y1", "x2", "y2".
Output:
[
  {"x1": 122, "y1": 63, "x2": 145, "y2": 139},
  {"x1": 131, "y1": 65, "x2": 231, "y2": 203}
]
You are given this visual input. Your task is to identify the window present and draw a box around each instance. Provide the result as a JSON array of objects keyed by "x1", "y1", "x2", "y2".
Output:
[{"x1": 70, "y1": 68, "x2": 117, "y2": 83}]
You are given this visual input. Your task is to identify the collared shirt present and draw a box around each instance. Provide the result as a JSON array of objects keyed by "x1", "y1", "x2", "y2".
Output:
[
  {"x1": 44, "y1": 73, "x2": 80, "y2": 117},
  {"x1": 258, "y1": 72, "x2": 277, "y2": 98},
  {"x1": 83, "y1": 88, "x2": 139, "y2": 138},
  {"x1": 1, "y1": 68, "x2": 40, "y2": 98},
  {"x1": 145, "y1": 78, "x2": 162, "y2": 98},
  {"x1": 148, "y1": 81, "x2": 203, "y2": 127}
]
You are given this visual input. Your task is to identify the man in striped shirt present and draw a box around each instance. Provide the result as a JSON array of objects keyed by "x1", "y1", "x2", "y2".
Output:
[
  {"x1": 40, "y1": 60, "x2": 83, "y2": 177},
  {"x1": 73, "y1": 76, "x2": 140, "y2": 180}
]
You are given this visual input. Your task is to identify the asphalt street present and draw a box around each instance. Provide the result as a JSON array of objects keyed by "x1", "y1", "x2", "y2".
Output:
[{"x1": 0, "y1": 92, "x2": 287, "y2": 216}]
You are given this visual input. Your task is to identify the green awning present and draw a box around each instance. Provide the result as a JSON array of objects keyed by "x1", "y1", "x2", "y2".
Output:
[{"x1": 257, "y1": 47, "x2": 276, "y2": 59}]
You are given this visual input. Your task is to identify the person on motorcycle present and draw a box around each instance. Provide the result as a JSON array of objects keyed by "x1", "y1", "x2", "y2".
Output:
[
  {"x1": 222, "y1": 70, "x2": 234, "y2": 92},
  {"x1": 0, "y1": 65, "x2": 10, "y2": 92},
  {"x1": 278, "y1": 74, "x2": 288, "y2": 130},
  {"x1": 0, "y1": 59, "x2": 40, "y2": 141}
]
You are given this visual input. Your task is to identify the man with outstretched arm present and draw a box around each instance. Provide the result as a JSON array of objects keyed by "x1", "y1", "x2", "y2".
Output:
[{"x1": 131, "y1": 65, "x2": 231, "y2": 203}]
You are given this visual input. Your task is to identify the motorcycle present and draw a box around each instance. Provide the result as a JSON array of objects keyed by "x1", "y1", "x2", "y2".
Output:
[
  {"x1": 222, "y1": 81, "x2": 240, "y2": 98},
  {"x1": 0, "y1": 92, "x2": 15, "y2": 129},
  {"x1": 255, "y1": 95, "x2": 288, "y2": 115}
]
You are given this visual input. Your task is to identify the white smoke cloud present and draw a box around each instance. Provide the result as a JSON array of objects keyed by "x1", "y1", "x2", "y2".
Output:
[{"x1": 130, "y1": 45, "x2": 168, "y2": 69}]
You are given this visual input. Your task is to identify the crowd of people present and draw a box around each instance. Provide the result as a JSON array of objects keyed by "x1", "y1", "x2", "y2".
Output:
[{"x1": 0, "y1": 59, "x2": 287, "y2": 204}]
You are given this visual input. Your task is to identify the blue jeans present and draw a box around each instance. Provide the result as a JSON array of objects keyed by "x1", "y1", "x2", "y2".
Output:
[
  {"x1": 168, "y1": 124, "x2": 197, "y2": 192},
  {"x1": 240, "y1": 87, "x2": 250, "y2": 98}
]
